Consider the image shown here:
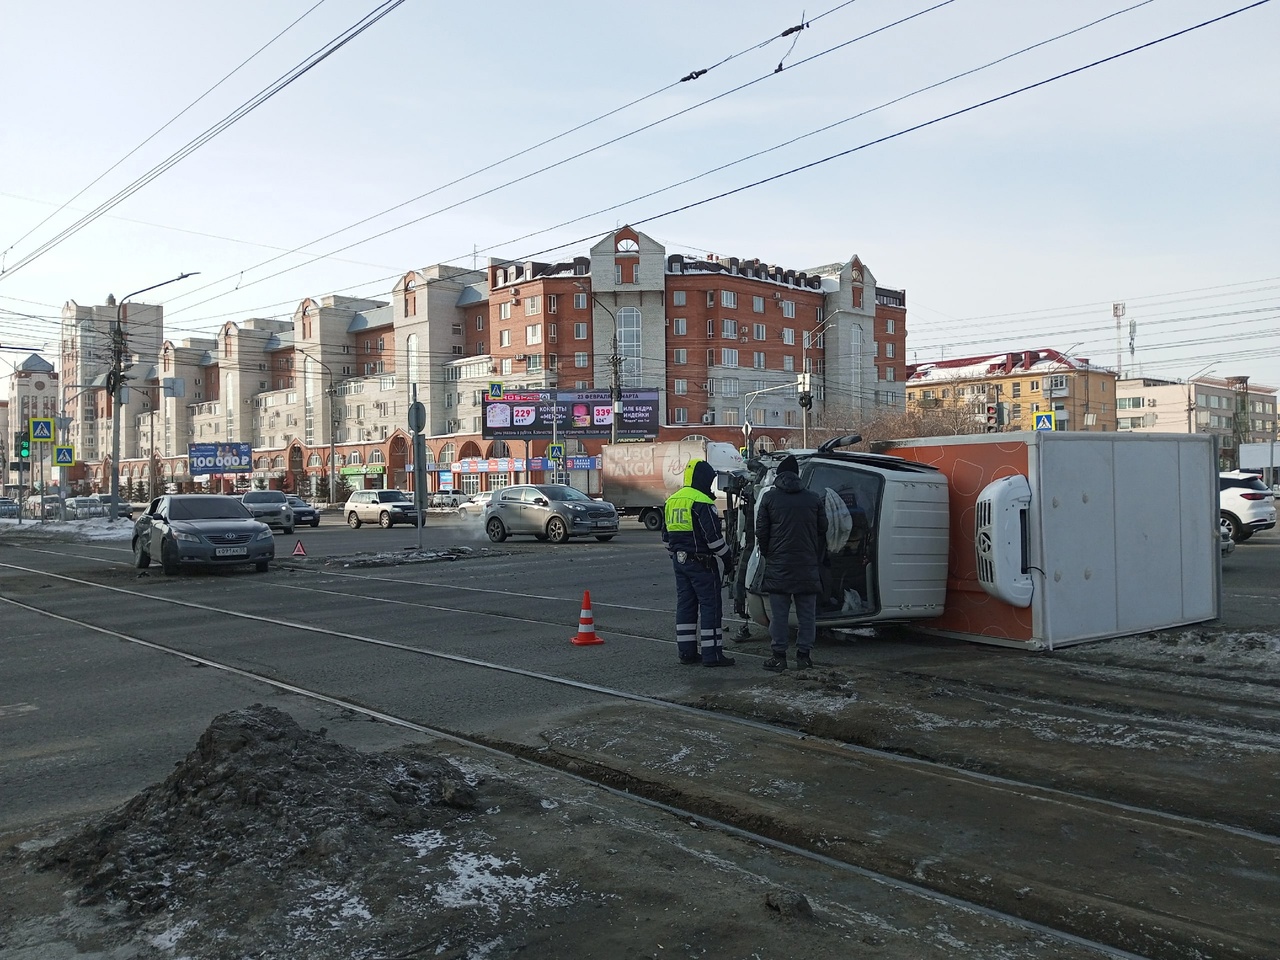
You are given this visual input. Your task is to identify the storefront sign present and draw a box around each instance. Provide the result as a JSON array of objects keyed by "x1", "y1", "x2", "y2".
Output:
[{"x1": 340, "y1": 464, "x2": 386, "y2": 475}]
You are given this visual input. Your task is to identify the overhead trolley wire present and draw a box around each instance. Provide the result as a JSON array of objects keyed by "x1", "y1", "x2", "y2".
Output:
[
  {"x1": 0, "y1": 0, "x2": 331, "y2": 267},
  {"x1": 0, "y1": 0, "x2": 407, "y2": 285},
  {"x1": 160, "y1": 0, "x2": 1271, "y2": 339},
  {"x1": 160, "y1": 0, "x2": 947, "y2": 317}
]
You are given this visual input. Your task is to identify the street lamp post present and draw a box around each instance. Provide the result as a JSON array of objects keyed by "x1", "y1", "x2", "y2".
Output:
[
  {"x1": 298, "y1": 349, "x2": 339, "y2": 504},
  {"x1": 574, "y1": 282, "x2": 621, "y2": 445},
  {"x1": 108, "y1": 272, "x2": 198, "y2": 520}
]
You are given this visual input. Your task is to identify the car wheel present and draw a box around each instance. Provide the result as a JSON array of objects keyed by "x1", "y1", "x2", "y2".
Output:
[
  {"x1": 595, "y1": 535, "x2": 615, "y2": 542},
  {"x1": 379, "y1": 511, "x2": 393, "y2": 529},
  {"x1": 347, "y1": 512, "x2": 362, "y2": 529},
  {"x1": 133, "y1": 537, "x2": 151, "y2": 569},
  {"x1": 255, "y1": 559, "x2": 270, "y2": 572},
  {"x1": 311, "y1": 518, "x2": 320, "y2": 527},
  {"x1": 546, "y1": 517, "x2": 569, "y2": 544},
  {"x1": 485, "y1": 517, "x2": 508, "y2": 543},
  {"x1": 643, "y1": 510, "x2": 663, "y2": 532},
  {"x1": 284, "y1": 525, "x2": 294, "y2": 535},
  {"x1": 160, "y1": 538, "x2": 180, "y2": 576},
  {"x1": 1222, "y1": 511, "x2": 1245, "y2": 543},
  {"x1": 457, "y1": 508, "x2": 468, "y2": 519}
]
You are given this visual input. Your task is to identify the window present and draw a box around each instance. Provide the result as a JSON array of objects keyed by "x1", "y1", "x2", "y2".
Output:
[
  {"x1": 1012, "y1": 382, "x2": 1022, "y2": 398},
  {"x1": 782, "y1": 300, "x2": 795, "y2": 318},
  {"x1": 885, "y1": 317, "x2": 895, "y2": 334},
  {"x1": 574, "y1": 322, "x2": 588, "y2": 340},
  {"x1": 1011, "y1": 403, "x2": 1022, "y2": 420},
  {"x1": 885, "y1": 343, "x2": 895, "y2": 358},
  {"x1": 615, "y1": 265, "x2": 623, "y2": 283},
  {"x1": 672, "y1": 290, "x2": 686, "y2": 307},
  {"x1": 548, "y1": 323, "x2": 557, "y2": 342},
  {"x1": 526, "y1": 324, "x2": 542, "y2": 345},
  {"x1": 476, "y1": 314, "x2": 484, "y2": 330},
  {"x1": 500, "y1": 330, "x2": 511, "y2": 347},
  {"x1": 499, "y1": 302, "x2": 512, "y2": 320},
  {"x1": 673, "y1": 407, "x2": 688, "y2": 424},
  {"x1": 1049, "y1": 375, "x2": 1067, "y2": 390},
  {"x1": 721, "y1": 319, "x2": 737, "y2": 339},
  {"x1": 753, "y1": 352, "x2": 765, "y2": 370},
  {"x1": 674, "y1": 379, "x2": 688, "y2": 395},
  {"x1": 527, "y1": 355, "x2": 542, "y2": 371},
  {"x1": 1117, "y1": 396, "x2": 1144, "y2": 410},
  {"x1": 721, "y1": 290, "x2": 737, "y2": 309},
  {"x1": 631, "y1": 264, "x2": 640, "y2": 284},
  {"x1": 672, "y1": 317, "x2": 686, "y2": 336},
  {"x1": 548, "y1": 294, "x2": 557, "y2": 313},
  {"x1": 377, "y1": 337, "x2": 384, "y2": 352},
  {"x1": 575, "y1": 352, "x2": 589, "y2": 368},
  {"x1": 574, "y1": 293, "x2": 587, "y2": 309},
  {"x1": 783, "y1": 355, "x2": 794, "y2": 372},
  {"x1": 753, "y1": 296, "x2": 764, "y2": 313},
  {"x1": 526, "y1": 295, "x2": 541, "y2": 315},
  {"x1": 673, "y1": 348, "x2": 687, "y2": 365},
  {"x1": 720, "y1": 348, "x2": 739, "y2": 367},
  {"x1": 753, "y1": 323, "x2": 766, "y2": 340},
  {"x1": 782, "y1": 328, "x2": 795, "y2": 345},
  {"x1": 721, "y1": 377, "x2": 739, "y2": 397},
  {"x1": 1029, "y1": 379, "x2": 1040, "y2": 392}
]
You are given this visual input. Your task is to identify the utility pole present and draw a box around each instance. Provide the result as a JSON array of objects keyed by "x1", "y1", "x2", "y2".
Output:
[
  {"x1": 108, "y1": 273, "x2": 198, "y2": 520},
  {"x1": 574, "y1": 281, "x2": 621, "y2": 445}
]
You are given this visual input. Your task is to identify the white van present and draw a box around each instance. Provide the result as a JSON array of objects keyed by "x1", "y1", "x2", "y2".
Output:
[{"x1": 727, "y1": 436, "x2": 950, "y2": 630}]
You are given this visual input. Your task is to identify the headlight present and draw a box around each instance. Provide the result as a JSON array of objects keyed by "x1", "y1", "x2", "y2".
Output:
[
  {"x1": 255, "y1": 528, "x2": 274, "y2": 541},
  {"x1": 174, "y1": 531, "x2": 201, "y2": 542},
  {"x1": 569, "y1": 504, "x2": 585, "y2": 513}
]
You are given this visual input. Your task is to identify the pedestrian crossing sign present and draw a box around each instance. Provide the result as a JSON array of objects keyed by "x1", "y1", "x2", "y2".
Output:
[
  {"x1": 488, "y1": 382, "x2": 503, "y2": 400},
  {"x1": 29, "y1": 417, "x2": 55, "y2": 441},
  {"x1": 1033, "y1": 411, "x2": 1057, "y2": 431},
  {"x1": 54, "y1": 445, "x2": 75, "y2": 465}
]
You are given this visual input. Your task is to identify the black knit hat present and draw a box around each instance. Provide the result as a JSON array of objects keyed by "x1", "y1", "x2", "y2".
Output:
[{"x1": 776, "y1": 455, "x2": 799, "y2": 475}]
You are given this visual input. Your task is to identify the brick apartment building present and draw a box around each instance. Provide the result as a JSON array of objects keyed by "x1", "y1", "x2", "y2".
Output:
[{"x1": 54, "y1": 227, "x2": 909, "y2": 500}]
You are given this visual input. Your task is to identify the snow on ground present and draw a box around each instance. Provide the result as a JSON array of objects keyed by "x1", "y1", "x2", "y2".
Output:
[{"x1": 0, "y1": 517, "x2": 134, "y2": 541}]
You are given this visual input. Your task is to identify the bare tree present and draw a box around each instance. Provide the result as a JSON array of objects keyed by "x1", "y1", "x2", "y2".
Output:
[{"x1": 805, "y1": 393, "x2": 987, "y2": 450}]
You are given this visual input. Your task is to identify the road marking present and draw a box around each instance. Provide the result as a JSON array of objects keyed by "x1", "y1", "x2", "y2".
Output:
[{"x1": 0, "y1": 703, "x2": 38, "y2": 719}]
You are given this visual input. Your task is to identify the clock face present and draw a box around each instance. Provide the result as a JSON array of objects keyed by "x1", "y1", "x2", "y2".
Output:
[{"x1": 34, "y1": 380, "x2": 45, "y2": 390}]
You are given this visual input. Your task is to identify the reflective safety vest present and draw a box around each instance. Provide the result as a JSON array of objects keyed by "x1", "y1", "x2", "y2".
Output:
[{"x1": 664, "y1": 485, "x2": 715, "y2": 534}]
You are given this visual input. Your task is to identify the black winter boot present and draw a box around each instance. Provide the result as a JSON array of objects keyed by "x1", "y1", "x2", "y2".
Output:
[
  {"x1": 703, "y1": 650, "x2": 736, "y2": 667},
  {"x1": 763, "y1": 654, "x2": 787, "y2": 672}
]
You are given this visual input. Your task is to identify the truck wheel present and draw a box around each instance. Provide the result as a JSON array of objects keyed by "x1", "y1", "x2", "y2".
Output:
[{"x1": 643, "y1": 511, "x2": 663, "y2": 532}]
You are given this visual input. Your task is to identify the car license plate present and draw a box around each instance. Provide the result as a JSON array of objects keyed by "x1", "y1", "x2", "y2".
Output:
[{"x1": 215, "y1": 547, "x2": 248, "y2": 557}]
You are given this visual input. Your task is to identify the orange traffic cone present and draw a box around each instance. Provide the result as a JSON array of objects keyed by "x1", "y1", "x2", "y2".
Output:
[{"x1": 570, "y1": 590, "x2": 605, "y2": 645}]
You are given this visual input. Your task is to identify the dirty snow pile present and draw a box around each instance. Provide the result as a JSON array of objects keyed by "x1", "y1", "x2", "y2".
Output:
[
  {"x1": 37, "y1": 704, "x2": 584, "y2": 959},
  {"x1": 0, "y1": 516, "x2": 134, "y2": 541},
  {"x1": 328, "y1": 545, "x2": 476, "y2": 567}
]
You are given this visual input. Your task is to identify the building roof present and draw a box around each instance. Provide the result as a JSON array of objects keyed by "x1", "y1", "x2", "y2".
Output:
[
  {"x1": 909, "y1": 349, "x2": 1112, "y2": 384},
  {"x1": 456, "y1": 284, "x2": 487, "y2": 307},
  {"x1": 15, "y1": 353, "x2": 54, "y2": 373},
  {"x1": 348, "y1": 304, "x2": 393, "y2": 332}
]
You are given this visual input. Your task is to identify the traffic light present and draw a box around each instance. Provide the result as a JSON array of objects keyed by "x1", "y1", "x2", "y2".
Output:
[
  {"x1": 18, "y1": 431, "x2": 31, "y2": 460},
  {"x1": 799, "y1": 392, "x2": 813, "y2": 410},
  {"x1": 984, "y1": 403, "x2": 999, "y2": 432}
]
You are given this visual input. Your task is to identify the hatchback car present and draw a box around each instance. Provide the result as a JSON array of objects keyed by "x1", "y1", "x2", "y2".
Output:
[
  {"x1": 457, "y1": 490, "x2": 491, "y2": 518},
  {"x1": 240, "y1": 490, "x2": 295, "y2": 533},
  {"x1": 286, "y1": 495, "x2": 321, "y2": 527},
  {"x1": 91, "y1": 493, "x2": 134, "y2": 520},
  {"x1": 343, "y1": 489, "x2": 422, "y2": 528},
  {"x1": 482, "y1": 484, "x2": 619, "y2": 543},
  {"x1": 133, "y1": 494, "x2": 275, "y2": 575},
  {"x1": 1219, "y1": 471, "x2": 1276, "y2": 542}
]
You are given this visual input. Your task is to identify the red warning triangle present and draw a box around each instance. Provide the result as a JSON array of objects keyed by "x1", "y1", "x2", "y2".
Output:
[{"x1": 292, "y1": 539, "x2": 307, "y2": 557}]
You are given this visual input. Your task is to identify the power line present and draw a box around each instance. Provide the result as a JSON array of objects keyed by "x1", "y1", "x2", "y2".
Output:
[
  {"x1": 0, "y1": 0, "x2": 406, "y2": 284},
  {"x1": 0, "y1": 0, "x2": 331, "y2": 262}
]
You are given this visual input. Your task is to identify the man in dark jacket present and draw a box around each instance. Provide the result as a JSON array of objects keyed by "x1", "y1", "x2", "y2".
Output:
[
  {"x1": 756, "y1": 454, "x2": 827, "y2": 671},
  {"x1": 663, "y1": 459, "x2": 736, "y2": 667}
]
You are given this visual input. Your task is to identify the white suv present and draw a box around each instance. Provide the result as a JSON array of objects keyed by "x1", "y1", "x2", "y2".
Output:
[
  {"x1": 343, "y1": 489, "x2": 421, "y2": 528},
  {"x1": 1219, "y1": 471, "x2": 1276, "y2": 543}
]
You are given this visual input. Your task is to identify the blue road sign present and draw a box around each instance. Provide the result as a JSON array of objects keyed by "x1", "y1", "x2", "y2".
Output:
[
  {"x1": 1033, "y1": 412, "x2": 1056, "y2": 431},
  {"x1": 54, "y1": 445, "x2": 75, "y2": 465},
  {"x1": 548, "y1": 443, "x2": 564, "y2": 461},
  {"x1": 29, "y1": 417, "x2": 55, "y2": 441}
]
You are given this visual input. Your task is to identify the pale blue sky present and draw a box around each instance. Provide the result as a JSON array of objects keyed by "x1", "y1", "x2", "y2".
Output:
[{"x1": 2, "y1": 0, "x2": 1276, "y2": 387}]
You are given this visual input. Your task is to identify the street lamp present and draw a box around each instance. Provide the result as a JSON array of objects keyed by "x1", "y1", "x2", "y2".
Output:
[
  {"x1": 297, "y1": 348, "x2": 339, "y2": 504},
  {"x1": 573, "y1": 282, "x2": 621, "y2": 445},
  {"x1": 108, "y1": 272, "x2": 198, "y2": 520},
  {"x1": 1185, "y1": 362, "x2": 1216, "y2": 433}
]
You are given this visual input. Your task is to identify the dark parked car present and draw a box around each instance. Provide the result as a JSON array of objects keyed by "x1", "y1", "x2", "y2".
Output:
[
  {"x1": 286, "y1": 495, "x2": 321, "y2": 527},
  {"x1": 482, "y1": 484, "x2": 619, "y2": 543},
  {"x1": 0, "y1": 497, "x2": 19, "y2": 518},
  {"x1": 240, "y1": 489, "x2": 295, "y2": 533},
  {"x1": 133, "y1": 494, "x2": 275, "y2": 575}
]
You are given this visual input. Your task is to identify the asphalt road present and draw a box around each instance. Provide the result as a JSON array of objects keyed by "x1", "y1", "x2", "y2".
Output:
[{"x1": 1, "y1": 519, "x2": 1274, "y2": 834}]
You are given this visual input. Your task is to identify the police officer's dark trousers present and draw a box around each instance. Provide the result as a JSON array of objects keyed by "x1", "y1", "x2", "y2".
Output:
[{"x1": 673, "y1": 553, "x2": 723, "y2": 663}]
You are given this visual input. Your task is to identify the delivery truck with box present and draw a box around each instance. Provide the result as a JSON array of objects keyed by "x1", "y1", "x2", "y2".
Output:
[{"x1": 600, "y1": 440, "x2": 747, "y2": 530}]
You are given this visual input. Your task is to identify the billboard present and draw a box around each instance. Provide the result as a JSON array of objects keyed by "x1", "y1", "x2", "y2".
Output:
[
  {"x1": 188, "y1": 442, "x2": 252, "y2": 474},
  {"x1": 482, "y1": 390, "x2": 659, "y2": 441}
]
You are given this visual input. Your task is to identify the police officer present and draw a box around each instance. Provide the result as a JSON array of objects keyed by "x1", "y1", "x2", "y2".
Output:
[{"x1": 663, "y1": 459, "x2": 736, "y2": 667}]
